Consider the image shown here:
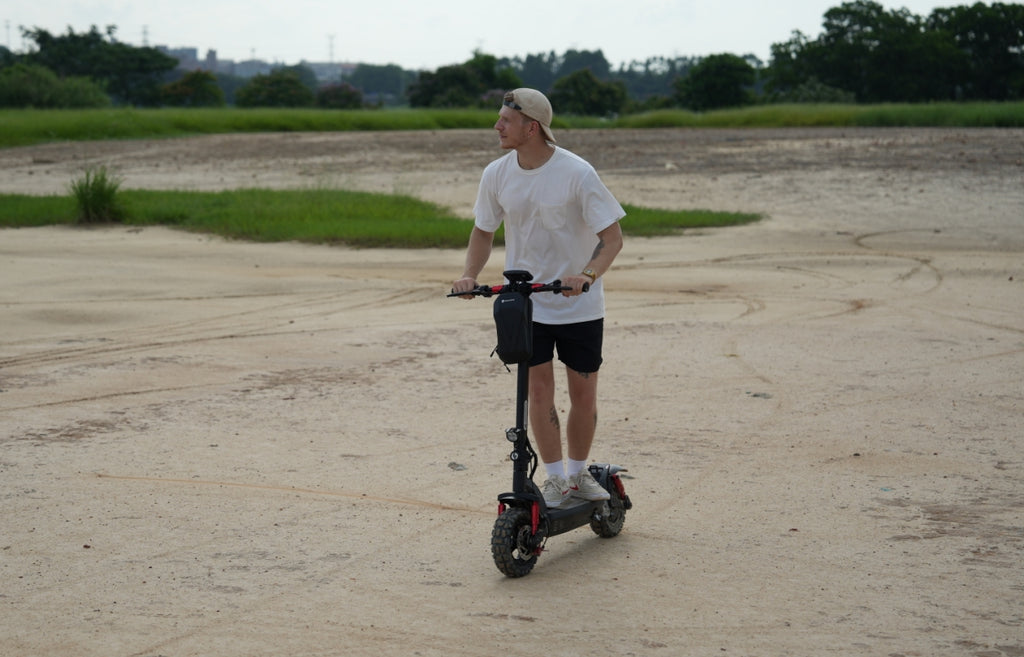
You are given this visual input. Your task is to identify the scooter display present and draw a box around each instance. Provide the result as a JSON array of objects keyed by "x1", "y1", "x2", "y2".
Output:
[{"x1": 449, "y1": 269, "x2": 632, "y2": 577}]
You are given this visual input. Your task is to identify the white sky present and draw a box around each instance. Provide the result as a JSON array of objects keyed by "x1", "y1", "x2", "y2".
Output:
[{"x1": 5, "y1": 0, "x2": 954, "y2": 69}]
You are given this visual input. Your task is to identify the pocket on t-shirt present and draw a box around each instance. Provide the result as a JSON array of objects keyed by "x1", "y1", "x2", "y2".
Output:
[{"x1": 537, "y1": 203, "x2": 568, "y2": 231}]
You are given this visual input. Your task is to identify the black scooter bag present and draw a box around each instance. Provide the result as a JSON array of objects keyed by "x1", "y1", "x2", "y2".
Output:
[{"x1": 493, "y1": 291, "x2": 533, "y2": 364}]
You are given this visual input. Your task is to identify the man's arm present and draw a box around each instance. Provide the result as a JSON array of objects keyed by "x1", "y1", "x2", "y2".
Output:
[
  {"x1": 586, "y1": 222, "x2": 624, "y2": 278},
  {"x1": 564, "y1": 222, "x2": 624, "y2": 295},
  {"x1": 452, "y1": 226, "x2": 495, "y2": 295}
]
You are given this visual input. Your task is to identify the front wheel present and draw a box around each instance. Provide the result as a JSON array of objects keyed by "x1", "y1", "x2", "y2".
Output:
[{"x1": 491, "y1": 507, "x2": 540, "y2": 577}]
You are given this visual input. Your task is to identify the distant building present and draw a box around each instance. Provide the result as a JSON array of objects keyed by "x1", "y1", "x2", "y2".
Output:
[
  {"x1": 156, "y1": 44, "x2": 357, "y2": 81},
  {"x1": 232, "y1": 59, "x2": 275, "y2": 78},
  {"x1": 157, "y1": 45, "x2": 201, "y2": 70},
  {"x1": 304, "y1": 60, "x2": 359, "y2": 83}
]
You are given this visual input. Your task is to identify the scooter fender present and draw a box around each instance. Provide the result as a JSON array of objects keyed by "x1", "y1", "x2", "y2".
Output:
[
  {"x1": 497, "y1": 491, "x2": 540, "y2": 508},
  {"x1": 588, "y1": 463, "x2": 627, "y2": 474},
  {"x1": 588, "y1": 463, "x2": 633, "y2": 510}
]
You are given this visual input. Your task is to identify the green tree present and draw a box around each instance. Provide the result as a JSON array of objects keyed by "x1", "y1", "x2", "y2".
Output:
[
  {"x1": 0, "y1": 62, "x2": 110, "y2": 108},
  {"x1": 813, "y1": 0, "x2": 959, "y2": 101},
  {"x1": 317, "y1": 82, "x2": 363, "y2": 109},
  {"x1": 347, "y1": 63, "x2": 412, "y2": 103},
  {"x1": 236, "y1": 69, "x2": 315, "y2": 107},
  {"x1": 280, "y1": 63, "x2": 319, "y2": 94},
  {"x1": 513, "y1": 52, "x2": 559, "y2": 91},
  {"x1": 407, "y1": 64, "x2": 481, "y2": 107},
  {"x1": 763, "y1": 1, "x2": 1012, "y2": 102},
  {"x1": 407, "y1": 51, "x2": 521, "y2": 107},
  {"x1": 501, "y1": 49, "x2": 613, "y2": 94},
  {"x1": 466, "y1": 51, "x2": 521, "y2": 91},
  {"x1": 214, "y1": 72, "x2": 248, "y2": 105},
  {"x1": 675, "y1": 53, "x2": 756, "y2": 110},
  {"x1": 928, "y1": 2, "x2": 1024, "y2": 100},
  {"x1": 549, "y1": 68, "x2": 627, "y2": 116},
  {"x1": 161, "y1": 70, "x2": 225, "y2": 107},
  {"x1": 556, "y1": 49, "x2": 611, "y2": 79},
  {"x1": 614, "y1": 56, "x2": 699, "y2": 103},
  {"x1": 768, "y1": 76, "x2": 856, "y2": 103},
  {"x1": 21, "y1": 25, "x2": 176, "y2": 106},
  {"x1": 766, "y1": 30, "x2": 816, "y2": 96}
]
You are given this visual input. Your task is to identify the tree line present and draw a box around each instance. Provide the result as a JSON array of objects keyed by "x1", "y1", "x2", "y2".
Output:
[{"x1": 1, "y1": 1, "x2": 1021, "y2": 112}]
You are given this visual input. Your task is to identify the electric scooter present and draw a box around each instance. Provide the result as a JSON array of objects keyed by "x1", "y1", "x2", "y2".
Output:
[{"x1": 449, "y1": 269, "x2": 632, "y2": 577}]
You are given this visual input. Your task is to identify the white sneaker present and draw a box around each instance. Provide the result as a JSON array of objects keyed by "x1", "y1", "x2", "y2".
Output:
[
  {"x1": 569, "y1": 470, "x2": 610, "y2": 501},
  {"x1": 542, "y1": 475, "x2": 570, "y2": 508}
]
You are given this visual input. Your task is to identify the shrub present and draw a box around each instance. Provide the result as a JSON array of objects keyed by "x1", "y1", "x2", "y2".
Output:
[
  {"x1": 316, "y1": 82, "x2": 363, "y2": 109},
  {"x1": 236, "y1": 70, "x2": 315, "y2": 107},
  {"x1": 161, "y1": 70, "x2": 226, "y2": 107},
  {"x1": 0, "y1": 62, "x2": 110, "y2": 108},
  {"x1": 550, "y1": 69, "x2": 628, "y2": 116},
  {"x1": 69, "y1": 166, "x2": 126, "y2": 223},
  {"x1": 767, "y1": 77, "x2": 856, "y2": 104},
  {"x1": 675, "y1": 54, "x2": 757, "y2": 110}
]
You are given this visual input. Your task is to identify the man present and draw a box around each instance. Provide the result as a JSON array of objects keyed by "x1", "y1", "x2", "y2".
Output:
[{"x1": 452, "y1": 88, "x2": 625, "y2": 509}]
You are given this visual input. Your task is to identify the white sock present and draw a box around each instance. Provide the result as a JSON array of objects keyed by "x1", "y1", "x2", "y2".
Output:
[
  {"x1": 544, "y1": 461, "x2": 565, "y2": 479},
  {"x1": 566, "y1": 458, "x2": 588, "y2": 478}
]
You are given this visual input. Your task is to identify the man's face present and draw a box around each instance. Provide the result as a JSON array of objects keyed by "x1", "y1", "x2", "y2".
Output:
[{"x1": 494, "y1": 105, "x2": 534, "y2": 150}]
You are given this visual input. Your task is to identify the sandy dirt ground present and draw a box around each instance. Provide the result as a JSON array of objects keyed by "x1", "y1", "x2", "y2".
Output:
[{"x1": 1, "y1": 128, "x2": 1023, "y2": 657}]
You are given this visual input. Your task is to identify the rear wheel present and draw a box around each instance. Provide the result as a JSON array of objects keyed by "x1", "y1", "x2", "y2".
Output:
[
  {"x1": 590, "y1": 490, "x2": 626, "y2": 538},
  {"x1": 491, "y1": 507, "x2": 540, "y2": 577}
]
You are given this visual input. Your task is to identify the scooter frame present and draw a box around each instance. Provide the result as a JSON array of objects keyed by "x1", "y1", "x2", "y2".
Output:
[{"x1": 450, "y1": 269, "x2": 632, "y2": 577}]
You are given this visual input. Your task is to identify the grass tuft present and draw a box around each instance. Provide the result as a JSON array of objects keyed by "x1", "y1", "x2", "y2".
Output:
[{"x1": 68, "y1": 166, "x2": 126, "y2": 224}]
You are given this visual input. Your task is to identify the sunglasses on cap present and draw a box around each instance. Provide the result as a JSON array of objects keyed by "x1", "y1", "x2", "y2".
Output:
[{"x1": 503, "y1": 91, "x2": 523, "y2": 111}]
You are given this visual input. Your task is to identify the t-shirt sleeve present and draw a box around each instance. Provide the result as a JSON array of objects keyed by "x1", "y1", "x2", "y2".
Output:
[
  {"x1": 473, "y1": 165, "x2": 504, "y2": 232},
  {"x1": 581, "y1": 168, "x2": 626, "y2": 234}
]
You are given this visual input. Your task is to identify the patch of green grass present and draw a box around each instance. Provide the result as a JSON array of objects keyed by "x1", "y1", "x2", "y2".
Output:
[
  {"x1": 119, "y1": 188, "x2": 479, "y2": 248},
  {"x1": 0, "y1": 195, "x2": 76, "y2": 226},
  {"x1": 3, "y1": 102, "x2": 1021, "y2": 148},
  {"x1": 0, "y1": 108, "x2": 504, "y2": 148},
  {"x1": 615, "y1": 101, "x2": 1024, "y2": 128},
  {"x1": 621, "y1": 205, "x2": 759, "y2": 236},
  {"x1": 0, "y1": 188, "x2": 758, "y2": 247}
]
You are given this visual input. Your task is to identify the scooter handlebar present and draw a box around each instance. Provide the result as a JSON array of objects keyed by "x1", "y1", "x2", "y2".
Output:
[{"x1": 447, "y1": 280, "x2": 589, "y2": 298}]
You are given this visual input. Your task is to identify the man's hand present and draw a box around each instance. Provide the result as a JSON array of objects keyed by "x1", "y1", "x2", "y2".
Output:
[
  {"x1": 561, "y1": 274, "x2": 591, "y2": 296},
  {"x1": 451, "y1": 276, "x2": 478, "y2": 299}
]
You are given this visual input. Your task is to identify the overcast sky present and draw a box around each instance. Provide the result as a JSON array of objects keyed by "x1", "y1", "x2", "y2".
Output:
[{"x1": 6, "y1": 0, "x2": 953, "y2": 69}]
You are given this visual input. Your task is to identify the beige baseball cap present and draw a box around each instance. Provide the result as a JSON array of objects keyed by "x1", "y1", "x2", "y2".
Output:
[{"x1": 503, "y1": 88, "x2": 556, "y2": 143}]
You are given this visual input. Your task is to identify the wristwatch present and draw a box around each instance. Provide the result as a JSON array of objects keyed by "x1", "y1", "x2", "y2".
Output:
[{"x1": 581, "y1": 268, "x2": 597, "y2": 282}]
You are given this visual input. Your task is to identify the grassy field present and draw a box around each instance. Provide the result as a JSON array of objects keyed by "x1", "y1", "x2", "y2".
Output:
[
  {"x1": 0, "y1": 186, "x2": 759, "y2": 248},
  {"x1": 2, "y1": 101, "x2": 1022, "y2": 148},
  {"x1": 4, "y1": 101, "x2": 1018, "y2": 247},
  {"x1": 615, "y1": 101, "x2": 1024, "y2": 128}
]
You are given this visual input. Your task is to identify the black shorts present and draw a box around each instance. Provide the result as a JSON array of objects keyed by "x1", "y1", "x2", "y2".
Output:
[{"x1": 529, "y1": 319, "x2": 604, "y2": 373}]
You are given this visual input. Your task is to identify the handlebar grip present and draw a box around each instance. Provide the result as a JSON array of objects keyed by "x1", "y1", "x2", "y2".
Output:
[
  {"x1": 447, "y1": 284, "x2": 496, "y2": 298},
  {"x1": 582, "y1": 282, "x2": 590, "y2": 293}
]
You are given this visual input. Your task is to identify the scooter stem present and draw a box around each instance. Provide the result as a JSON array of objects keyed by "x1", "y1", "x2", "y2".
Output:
[{"x1": 511, "y1": 360, "x2": 531, "y2": 494}]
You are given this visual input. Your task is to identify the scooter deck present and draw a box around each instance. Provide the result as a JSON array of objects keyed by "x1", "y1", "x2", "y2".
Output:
[
  {"x1": 544, "y1": 498, "x2": 605, "y2": 536},
  {"x1": 497, "y1": 490, "x2": 605, "y2": 537}
]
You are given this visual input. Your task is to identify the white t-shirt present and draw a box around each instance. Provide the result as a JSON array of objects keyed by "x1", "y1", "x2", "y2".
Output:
[{"x1": 474, "y1": 146, "x2": 625, "y2": 325}]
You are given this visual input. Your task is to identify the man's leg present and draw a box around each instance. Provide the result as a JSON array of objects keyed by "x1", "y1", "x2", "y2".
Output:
[
  {"x1": 565, "y1": 368, "x2": 598, "y2": 461},
  {"x1": 564, "y1": 367, "x2": 609, "y2": 500},
  {"x1": 528, "y1": 360, "x2": 562, "y2": 465},
  {"x1": 530, "y1": 361, "x2": 572, "y2": 507}
]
